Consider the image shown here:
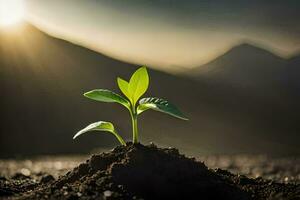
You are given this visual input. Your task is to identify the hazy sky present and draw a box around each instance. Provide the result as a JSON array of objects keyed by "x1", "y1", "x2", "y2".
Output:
[{"x1": 26, "y1": 0, "x2": 300, "y2": 72}]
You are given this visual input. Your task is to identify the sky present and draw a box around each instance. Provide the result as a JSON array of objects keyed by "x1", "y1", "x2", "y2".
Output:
[{"x1": 25, "y1": 0, "x2": 300, "y2": 72}]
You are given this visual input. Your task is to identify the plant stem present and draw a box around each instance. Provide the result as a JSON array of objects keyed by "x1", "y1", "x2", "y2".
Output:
[
  {"x1": 131, "y1": 108, "x2": 139, "y2": 143},
  {"x1": 113, "y1": 130, "x2": 126, "y2": 146}
]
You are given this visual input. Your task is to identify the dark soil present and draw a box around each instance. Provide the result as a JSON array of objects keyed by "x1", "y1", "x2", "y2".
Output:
[{"x1": 1, "y1": 143, "x2": 299, "y2": 200}]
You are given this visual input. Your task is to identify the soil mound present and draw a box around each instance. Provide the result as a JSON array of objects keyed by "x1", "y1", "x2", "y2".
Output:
[{"x1": 1, "y1": 143, "x2": 299, "y2": 199}]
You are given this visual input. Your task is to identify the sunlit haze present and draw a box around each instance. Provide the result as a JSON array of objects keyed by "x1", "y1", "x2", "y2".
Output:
[{"x1": 12, "y1": 0, "x2": 300, "y2": 72}]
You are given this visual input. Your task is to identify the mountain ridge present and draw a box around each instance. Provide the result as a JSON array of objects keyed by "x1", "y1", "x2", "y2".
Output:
[
  {"x1": 0, "y1": 21, "x2": 136, "y2": 68},
  {"x1": 189, "y1": 42, "x2": 285, "y2": 75}
]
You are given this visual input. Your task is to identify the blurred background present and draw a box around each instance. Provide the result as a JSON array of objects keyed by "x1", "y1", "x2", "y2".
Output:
[{"x1": 1, "y1": 0, "x2": 300, "y2": 158}]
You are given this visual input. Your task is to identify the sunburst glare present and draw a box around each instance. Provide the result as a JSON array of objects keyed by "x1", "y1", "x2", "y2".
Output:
[{"x1": 0, "y1": 0, "x2": 25, "y2": 26}]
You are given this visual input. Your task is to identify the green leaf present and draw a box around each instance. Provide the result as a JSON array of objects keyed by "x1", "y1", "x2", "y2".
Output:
[
  {"x1": 137, "y1": 97, "x2": 188, "y2": 120},
  {"x1": 73, "y1": 121, "x2": 126, "y2": 146},
  {"x1": 117, "y1": 77, "x2": 131, "y2": 101},
  {"x1": 128, "y1": 67, "x2": 149, "y2": 105},
  {"x1": 84, "y1": 89, "x2": 130, "y2": 109}
]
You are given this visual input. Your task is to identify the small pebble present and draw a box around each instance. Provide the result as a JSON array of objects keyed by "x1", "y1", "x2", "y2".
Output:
[
  {"x1": 20, "y1": 168, "x2": 31, "y2": 176},
  {"x1": 149, "y1": 142, "x2": 157, "y2": 148},
  {"x1": 117, "y1": 184, "x2": 124, "y2": 189},
  {"x1": 103, "y1": 190, "x2": 112, "y2": 197}
]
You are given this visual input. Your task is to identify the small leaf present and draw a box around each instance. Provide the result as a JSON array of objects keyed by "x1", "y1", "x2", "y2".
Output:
[
  {"x1": 137, "y1": 97, "x2": 188, "y2": 120},
  {"x1": 84, "y1": 89, "x2": 130, "y2": 109},
  {"x1": 117, "y1": 77, "x2": 131, "y2": 101},
  {"x1": 73, "y1": 121, "x2": 126, "y2": 146},
  {"x1": 128, "y1": 67, "x2": 149, "y2": 105}
]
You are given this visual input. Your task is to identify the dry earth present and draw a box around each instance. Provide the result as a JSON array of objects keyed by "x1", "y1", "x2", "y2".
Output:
[{"x1": 0, "y1": 143, "x2": 299, "y2": 199}]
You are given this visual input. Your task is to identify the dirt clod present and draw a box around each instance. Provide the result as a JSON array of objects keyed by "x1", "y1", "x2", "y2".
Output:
[{"x1": 40, "y1": 174, "x2": 55, "y2": 184}]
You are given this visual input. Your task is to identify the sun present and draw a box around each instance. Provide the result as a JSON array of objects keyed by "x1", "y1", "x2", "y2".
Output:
[{"x1": 0, "y1": 0, "x2": 25, "y2": 26}]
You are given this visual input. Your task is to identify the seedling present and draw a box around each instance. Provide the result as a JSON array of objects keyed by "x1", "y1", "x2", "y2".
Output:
[{"x1": 73, "y1": 66, "x2": 188, "y2": 145}]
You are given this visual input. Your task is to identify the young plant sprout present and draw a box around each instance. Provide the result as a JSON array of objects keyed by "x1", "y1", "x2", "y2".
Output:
[{"x1": 73, "y1": 66, "x2": 188, "y2": 145}]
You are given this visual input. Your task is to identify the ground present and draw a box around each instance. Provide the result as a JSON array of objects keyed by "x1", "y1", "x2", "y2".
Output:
[{"x1": 0, "y1": 143, "x2": 299, "y2": 199}]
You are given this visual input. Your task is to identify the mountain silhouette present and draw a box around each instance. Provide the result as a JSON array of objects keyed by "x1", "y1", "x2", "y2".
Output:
[
  {"x1": 190, "y1": 43, "x2": 287, "y2": 88},
  {"x1": 188, "y1": 42, "x2": 300, "y2": 107},
  {"x1": 1, "y1": 23, "x2": 299, "y2": 157}
]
